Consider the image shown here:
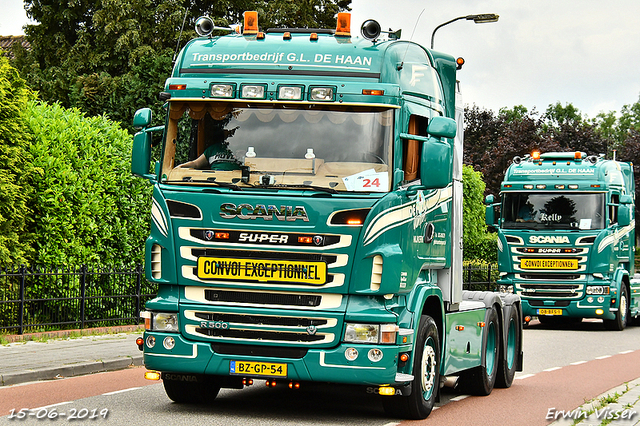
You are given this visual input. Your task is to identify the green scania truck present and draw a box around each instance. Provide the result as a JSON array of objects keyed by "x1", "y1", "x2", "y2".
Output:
[
  {"x1": 486, "y1": 150, "x2": 639, "y2": 330},
  {"x1": 131, "y1": 11, "x2": 522, "y2": 419}
]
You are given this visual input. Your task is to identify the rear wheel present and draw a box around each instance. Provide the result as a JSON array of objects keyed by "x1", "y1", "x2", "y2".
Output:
[
  {"x1": 604, "y1": 285, "x2": 629, "y2": 331},
  {"x1": 382, "y1": 315, "x2": 440, "y2": 420},
  {"x1": 457, "y1": 306, "x2": 500, "y2": 395},
  {"x1": 495, "y1": 305, "x2": 520, "y2": 388},
  {"x1": 163, "y1": 374, "x2": 221, "y2": 404}
]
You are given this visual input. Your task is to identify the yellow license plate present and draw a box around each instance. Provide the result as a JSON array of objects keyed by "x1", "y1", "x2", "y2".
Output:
[
  {"x1": 520, "y1": 258, "x2": 578, "y2": 270},
  {"x1": 197, "y1": 257, "x2": 327, "y2": 285},
  {"x1": 538, "y1": 309, "x2": 563, "y2": 316},
  {"x1": 230, "y1": 361, "x2": 287, "y2": 377}
]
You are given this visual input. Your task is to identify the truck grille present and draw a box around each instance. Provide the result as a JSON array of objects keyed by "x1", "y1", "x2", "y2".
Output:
[
  {"x1": 186, "y1": 309, "x2": 338, "y2": 345},
  {"x1": 195, "y1": 327, "x2": 326, "y2": 342},
  {"x1": 518, "y1": 283, "x2": 583, "y2": 299},
  {"x1": 194, "y1": 312, "x2": 328, "y2": 327},
  {"x1": 205, "y1": 289, "x2": 322, "y2": 307}
]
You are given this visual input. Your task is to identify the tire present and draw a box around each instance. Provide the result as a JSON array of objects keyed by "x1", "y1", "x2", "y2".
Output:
[
  {"x1": 495, "y1": 305, "x2": 520, "y2": 388},
  {"x1": 604, "y1": 284, "x2": 629, "y2": 331},
  {"x1": 457, "y1": 306, "x2": 500, "y2": 396},
  {"x1": 383, "y1": 315, "x2": 440, "y2": 420},
  {"x1": 163, "y1": 374, "x2": 221, "y2": 404}
]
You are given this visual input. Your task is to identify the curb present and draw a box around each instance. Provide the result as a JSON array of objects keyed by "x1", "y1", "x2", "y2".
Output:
[
  {"x1": 0, "y1": 355, "x2": 143, "y2": 387},
  {"x1": 1, "y1": 325, "x2": 144, "y2": 344}
]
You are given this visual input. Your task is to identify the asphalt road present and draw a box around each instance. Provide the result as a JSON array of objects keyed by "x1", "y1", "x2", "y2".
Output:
[{"x1": 1, "y1": 319, "x2": 640, "y2": 426}]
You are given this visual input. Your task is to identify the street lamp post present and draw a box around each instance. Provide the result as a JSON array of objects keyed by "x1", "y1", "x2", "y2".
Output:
[{"x1": 430, "y1": 14, "x2": 499, "y2": 49}]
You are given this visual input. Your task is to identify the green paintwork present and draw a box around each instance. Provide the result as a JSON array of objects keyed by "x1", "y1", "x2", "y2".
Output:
[
  {"x1": 134, "y1": 20, "x2": 507, "y2": 398},
  {"x1": 494, "y1": 152, "x2": 638, "y2": 322}
]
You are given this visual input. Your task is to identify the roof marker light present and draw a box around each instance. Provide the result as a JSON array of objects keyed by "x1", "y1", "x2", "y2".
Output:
[
  {"x1": 243, "y1": 11, "x2": 258, "y2": 35},
  {"x1": 524, "y1": 184, "x2": 534, "y2": 189},
  {"x1": 335, "y1": 12, "x2": 351, "y2": 36},
  {"x1": 568, "y1": 184, "x2": 579, "y2": 189}
]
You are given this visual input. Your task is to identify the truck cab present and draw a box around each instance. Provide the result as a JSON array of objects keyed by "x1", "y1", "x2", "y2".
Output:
[{"x1": 487, "y1": 151, "x2": 638, "y2": 329}]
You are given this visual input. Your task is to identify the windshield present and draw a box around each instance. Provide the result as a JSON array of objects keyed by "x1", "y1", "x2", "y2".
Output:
[
  {"x1": 501, "y1": 192, "x2": 605, "y2": 230},
  {"x1": 162, "y1": 102, "x2": 394, "y2": 193}
]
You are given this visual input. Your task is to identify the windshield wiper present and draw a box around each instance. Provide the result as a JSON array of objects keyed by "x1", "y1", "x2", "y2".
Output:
[
  {"x1": 272, "y1": 183, "x2": 339, "y2": 194},
  {"x1": 163, "y1": 176, "x2": 245, "y2": 191}
]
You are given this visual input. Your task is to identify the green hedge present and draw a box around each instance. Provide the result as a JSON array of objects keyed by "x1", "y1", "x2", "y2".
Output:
[
  {"x1": 0, "y1": 56, "x2": 37, "y2": 264},
  {"x1": 25, "y1": 102, "x2": 151, "y2": 266}
]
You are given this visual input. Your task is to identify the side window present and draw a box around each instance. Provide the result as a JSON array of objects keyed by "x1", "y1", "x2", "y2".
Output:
[
  {"x1": 403, "y1": 115, "x2": 428, "y2": 182},
  {"x1": 609, "y1": 194, "x2": 619, "y2": 225}
]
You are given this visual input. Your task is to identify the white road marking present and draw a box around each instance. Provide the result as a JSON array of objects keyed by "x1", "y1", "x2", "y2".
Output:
[{"x1": 102, "y1": 387, "x2": 142, "y2": 396}]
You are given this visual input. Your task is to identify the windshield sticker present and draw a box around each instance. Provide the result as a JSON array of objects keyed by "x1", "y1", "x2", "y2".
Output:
[
  {"x1": 342, "y1": 169, "x2": 388, "y2": 192},
  {"x1": 579, "y1": 219, "x2": 592, "y2": 229}
]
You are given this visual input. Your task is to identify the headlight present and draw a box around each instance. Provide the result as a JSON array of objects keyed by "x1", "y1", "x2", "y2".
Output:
[
  {"x1": 586, "y1": 286, "x2": 610, "y2": 295},
  {"x1": 344, "y1": 323, "x2": 397, "y2": 344},
  {"x1": 145, "y1": 312, "x2": 179, "y2": 332}
]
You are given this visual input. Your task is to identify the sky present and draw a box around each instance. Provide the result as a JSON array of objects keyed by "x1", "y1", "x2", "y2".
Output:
[{"x1": 2, "y1": 0, "x2": 640, "y2": 119}]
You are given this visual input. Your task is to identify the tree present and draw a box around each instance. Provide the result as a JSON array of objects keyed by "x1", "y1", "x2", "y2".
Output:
[
  {"x1": 462, "y1": 165, "x2": 497, "y2": 261},
  {"x1": 13, "y1": 0, "x2": 352, "y2": 130}
]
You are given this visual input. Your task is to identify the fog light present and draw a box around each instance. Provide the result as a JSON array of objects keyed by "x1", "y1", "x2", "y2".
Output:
[
  {"x1": 378, "y1": 386, "x2": 395, "y2": 396},
  {"x1": 588, "y1": 297, "x2": 594, "y2": 303},
  {"x1": 597, "y1": 296, "x2": 605, "y2": 303},
  {"x1": 345, "y1": 347, "x2": 359, "y2": 361},
  {"x1": 145, "y1": 335, "x2": 156, "y2": 348},
  {"x1": 595, "y1": 309, "x2": 604, "y2": 315},
  {"x1": 368, "y1": 348, "x2": 384, "y2": 362},
  {"x1": 163, "y1": 336, "x2": 175, "y2": 350},
  {"x1": 144, "y1": 371, "x2": 161, "y2": 381}
]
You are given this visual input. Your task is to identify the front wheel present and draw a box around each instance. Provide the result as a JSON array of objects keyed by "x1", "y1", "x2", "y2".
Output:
[
  {"x1": 383, "y1": 315, "x2": 440, "y2": 420},
  {"x1": 604, "y1": 285, "x2": 629, "y2": 331}
]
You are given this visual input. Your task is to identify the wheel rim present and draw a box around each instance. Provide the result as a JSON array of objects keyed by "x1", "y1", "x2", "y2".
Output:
[
  {"x1": 486, "y1": 322, "x2": 497, "y2": 374},
  {"x1": 620, "y1": 291, "x2": 628, "y2": 324},
  {"x1": 506, "y1": 319, "x2": 516, "y2": 369},
  {"x1": 421, "y1": 336, "x2": 437, "y2": 400}
]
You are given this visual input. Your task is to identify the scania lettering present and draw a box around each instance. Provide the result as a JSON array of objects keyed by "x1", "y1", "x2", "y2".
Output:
[
  {"x1": 132, "y1": 11, "x2": 521, "y2": 419},
  {"x1": 486, "y1": 151, "x2": 639, "y2": 330}
]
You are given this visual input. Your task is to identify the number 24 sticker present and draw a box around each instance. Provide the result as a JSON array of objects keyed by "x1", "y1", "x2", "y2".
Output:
[{"x1": 362, "y1": 178, "x2": 380, "y2": 188}]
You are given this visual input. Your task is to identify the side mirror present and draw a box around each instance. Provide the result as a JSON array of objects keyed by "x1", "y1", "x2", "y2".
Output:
[
  {"x1": 484, "y1": 195, "x2": 499, "y2": 227},
  {"x1": 131, "y1": 131, "x2": 152, "y2": 177},
  {"x1": 418, "y1": 117, "x2": 455, "y2": 189},
  {"x1": 620, "y1": 194, "x2": 633, "y2": 205},
  {"x1": 618, "y1": 204, "x2": 631, "y2": 227},
  {"x1": 133, "y1": 108, "x2": 152, "y2": 129}
]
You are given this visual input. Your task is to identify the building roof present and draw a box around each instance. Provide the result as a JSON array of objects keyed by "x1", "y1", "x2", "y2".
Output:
[{"x1": 0, "y1": 35, "x2": 30, "y2": 59}]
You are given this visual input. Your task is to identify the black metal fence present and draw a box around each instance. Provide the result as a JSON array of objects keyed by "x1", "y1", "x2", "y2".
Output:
[
  {"x1": 0, "y1": 264, "x2": 157, "y2": 335},
  {"x1": 0, "y1": 263, "x2": 498, "y2": 335},
  {"x1": 462, "y1": 263, "x2": 499, "y2": 292}
]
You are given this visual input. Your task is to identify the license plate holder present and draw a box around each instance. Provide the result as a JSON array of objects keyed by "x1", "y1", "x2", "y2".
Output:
[
  {"x1": 229, "y1": 360, "x2": 288, "y2": 377},
  {"x1": 537, "y1": 308, "x2": 563, "y2": 316},
  {"x1": 520, "y1": 258, "x2": 578, "y2": 270},
  {"x1": 197, "y1": 256, "x2": 327, "y2": 285}
]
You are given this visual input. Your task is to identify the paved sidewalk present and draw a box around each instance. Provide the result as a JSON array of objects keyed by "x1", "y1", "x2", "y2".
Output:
[{"x1": 0, "y1": 333, "x2": 143, "y2": 386}]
